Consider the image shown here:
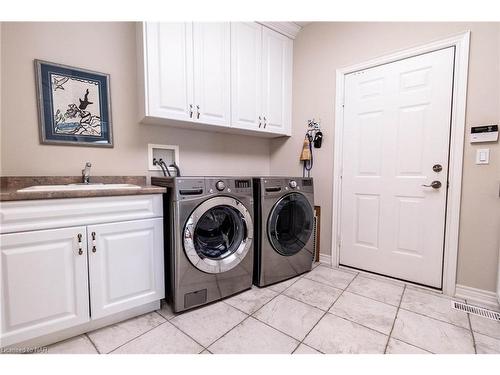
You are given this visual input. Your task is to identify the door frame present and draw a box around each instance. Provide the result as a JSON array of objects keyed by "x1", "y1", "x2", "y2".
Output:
[{"x1": 330, "y1": 31, "x2": 470, "y2": 296}]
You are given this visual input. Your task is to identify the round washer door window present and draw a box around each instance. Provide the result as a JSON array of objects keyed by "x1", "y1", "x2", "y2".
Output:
[
  {"x1": 184, "y1": 196, "x2": 253, "y2": 274},
  {"x1": 267, "y1": 192, "x2": 314, "y2": 256}
]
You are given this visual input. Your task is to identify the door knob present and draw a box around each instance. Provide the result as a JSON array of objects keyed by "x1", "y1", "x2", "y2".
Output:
[{"x1": 422, "y1": 181, "x2": 442, "y2": 189}]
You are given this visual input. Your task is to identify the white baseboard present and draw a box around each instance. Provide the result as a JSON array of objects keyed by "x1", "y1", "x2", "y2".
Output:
[
  {"x1": 455, "y1": 284, "x2": 500, "y2": 311},
  {"x1": 319, "y1": 253, "x2": 332, "y2": 266}
]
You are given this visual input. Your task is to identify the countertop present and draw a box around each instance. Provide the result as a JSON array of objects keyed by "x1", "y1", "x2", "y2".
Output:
[{"x1": 0, "y1": 176, "x2": 166, "y2": 202}]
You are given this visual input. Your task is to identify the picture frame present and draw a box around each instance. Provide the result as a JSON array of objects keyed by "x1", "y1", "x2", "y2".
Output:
[{"x1": 34, "y1": 59, "x2": 113, "y2": 147}]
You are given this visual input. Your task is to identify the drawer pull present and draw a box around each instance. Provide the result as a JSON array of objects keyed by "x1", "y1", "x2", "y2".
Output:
[
  {"x1": 91, "y1": 232, "x2": 97, "y2": 253},
  {"x1": 77, "y1": 233, "x2": 83, "y2": 255}
]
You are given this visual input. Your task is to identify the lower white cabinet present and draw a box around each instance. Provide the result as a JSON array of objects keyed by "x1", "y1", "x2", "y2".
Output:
[
  {"x1": 0, "y1": 195, "x2": 164, "y2": 348},
  {"x1": 88, "y1": 219, "x2": 164, "y2": 319},
  {"x1": 1, "y1": 226, "x2": 90, "y2": 347}
]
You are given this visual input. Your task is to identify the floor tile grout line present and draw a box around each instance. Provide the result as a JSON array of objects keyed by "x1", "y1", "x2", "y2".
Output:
[
  {"x1": 291, "y1": 271, "x2": 360, "y2": 354},
  {"x1": 397, "y1": 306, "x2": 472, "y2": 331},
  {"x1": 465, "y1": 300, "x2": 477, "y2": 354},
  {"x1": 204, "y1": 314, "x2": 254, "y2": 352},
  {"x1": 384, "y1": 284, "x2": 406, "y2": 354},
  {"x1": 107, "y1": 320, "x2": 170, "y2": 354},
  {"x1": 340, "y1": 288, "x2": 404, "y2": 307},
  {"x1": 84, "y1": 333, "x2": 101, "y2": 354}
]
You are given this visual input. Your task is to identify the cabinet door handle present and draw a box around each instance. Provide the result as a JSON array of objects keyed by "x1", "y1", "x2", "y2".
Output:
[
  {"x1": 258, "y1": 116, "x2": 262, "y2": 128},
  {"x1": 189, "y1": 104, "x2": 193, "y2": 118},
  {"x1": 263, "y1": 116, "x2": 267, "y2": 128},
  {"x1": 196, "y1": 105, "x2": 200, "y2": 119},
  {"x1": 91, "y1": 232, "x2": 97, "y2": 253},
  {"x1": 77, "y1": 233, "x2": 83, "y2": 255}
]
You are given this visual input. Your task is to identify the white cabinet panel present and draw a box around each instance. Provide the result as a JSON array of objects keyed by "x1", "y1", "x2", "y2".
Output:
[
  {"x1": 230, "y1": 22, "x2": 263, "y2": 130},
  {"x1": 145, "y1": 22, "x2": 194, "y2": 121},
  {"x1": 0, "y1": 194, "x2": 163, "y2": 234},
  {"x1": 88, "y1": 218, "x2": 164, "y2": 319},
  {"x1": 193, "y1": 22, "x2": 231, "y2": 126},
  {"x1": 261, "y1": 27, "x2": 292, "y2": 134},
  {"x1": 1, "y1": 227, "x2": 90, "y2": 346}
]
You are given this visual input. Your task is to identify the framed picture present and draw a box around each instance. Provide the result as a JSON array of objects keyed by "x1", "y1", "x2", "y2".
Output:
[{"x1": 35, "y1": 59, "x2": 113, "y2": 147}]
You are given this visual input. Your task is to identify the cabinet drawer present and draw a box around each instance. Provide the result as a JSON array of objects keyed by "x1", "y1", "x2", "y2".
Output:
[{"x1": 0, "y1": 195, "x2": 163, "y2": 234}]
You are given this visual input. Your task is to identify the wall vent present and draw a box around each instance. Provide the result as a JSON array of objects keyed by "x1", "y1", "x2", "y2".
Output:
[{"x1": 451, "y1": 301, "x2": 500, "y2": 321}]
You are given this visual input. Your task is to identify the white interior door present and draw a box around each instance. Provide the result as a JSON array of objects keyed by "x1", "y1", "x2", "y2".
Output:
[
  {"x1": 1, "y1": 227, "x2": 89, "y2": 346},
  {"x1": 146, "y1": 22, "x2": 194, "y2": 121},
  {"x1": 88, "y1": 219, "x2": 164, "y2": 319},
  {"x1": 193, "y1": 22, "x2": 231, "y2": 126},
  {"x1": 339, "y1": 47, "x2": 455, "y2": 288},
  {"x1": 261, "y1": 27, "x2": 292, "y2": 133},
  {"x1": 230, "y1": 22, "x2": 263, "y2": 130}
]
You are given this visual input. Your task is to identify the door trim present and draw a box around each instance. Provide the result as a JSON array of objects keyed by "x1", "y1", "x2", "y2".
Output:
[{"x1": 331, "y1": 31, "x2": 470, "y2": 297}]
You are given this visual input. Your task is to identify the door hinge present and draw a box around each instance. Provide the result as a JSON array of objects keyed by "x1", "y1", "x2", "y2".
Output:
[{"x1": 447, "y1": 180, "x2": 450, "y2": 188}]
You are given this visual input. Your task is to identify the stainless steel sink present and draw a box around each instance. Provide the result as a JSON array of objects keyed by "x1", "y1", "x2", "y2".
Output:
[{"x1": 17, "y1": 183, "x2": 141, "y2": 192}]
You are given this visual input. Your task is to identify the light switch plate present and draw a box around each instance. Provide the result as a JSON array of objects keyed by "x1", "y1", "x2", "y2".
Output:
[{"x1": 475, "y1": 148, "x2": 490, "y2": 165}]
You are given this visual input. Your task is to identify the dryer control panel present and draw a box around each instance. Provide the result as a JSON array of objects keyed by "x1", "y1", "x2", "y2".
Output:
[{"x1": 262, "y1": 177, "x2": 314, "y2": 197}]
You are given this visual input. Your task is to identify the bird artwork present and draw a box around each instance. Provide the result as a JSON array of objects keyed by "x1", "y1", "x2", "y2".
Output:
[
  {"x1": 52, "y1": 76, "x2": 69, "y2": 91},
  {"x1": 79, "y1": 89, "x2": 93, "y2": 110}
]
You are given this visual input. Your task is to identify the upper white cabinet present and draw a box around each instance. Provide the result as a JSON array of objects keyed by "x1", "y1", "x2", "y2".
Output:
[
  {"x1": 193, "y1": 23, "x2": 231, "y2": 126},
  {"x1": 230, "y1": 22, "x2": 263, "y2": 131},
  {"x1": 144, "y1": 22, "x2": 194, "y2": 122},
  {"x1": 138, "y1": 22, "x2": 293, "y2": 137},
  {"x1": 261, "y1": 27, "x2": 293, "y2": 134}
]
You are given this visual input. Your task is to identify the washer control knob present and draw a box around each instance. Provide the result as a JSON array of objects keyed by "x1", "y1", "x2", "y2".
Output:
[
  {"x1": 289, "y1": 180, "x2": 297, "y2": 189},
  {"x1": 216, "y1": 180, "x2": 226, "y2": 191}
]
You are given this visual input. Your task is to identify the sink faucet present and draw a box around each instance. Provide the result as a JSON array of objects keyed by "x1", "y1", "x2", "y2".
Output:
[{"x1": 82, "y1": 162, "x2": 92, "y2": 184}]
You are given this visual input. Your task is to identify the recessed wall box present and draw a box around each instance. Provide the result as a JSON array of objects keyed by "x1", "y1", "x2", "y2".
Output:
[
  {"x1": 470, "y1": 124, "x2": 498, "y2": 143},
  {"x1": 148, "y1": 144, "x2": 179, "y2": 173}
]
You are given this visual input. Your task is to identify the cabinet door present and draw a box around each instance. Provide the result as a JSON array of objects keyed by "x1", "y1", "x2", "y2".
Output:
[
  {"x1": 261, "y1": 27, "x2": 293, "y2": 134},
  {"x1": 230, "y1": 22, "x2": 263, "y2": 130},
  {"x1": 192, "y1": 22, "x2": 231, "y2": 126},
  {"x1": 1, "y1": 227, "x2": 89, "y2": 347},
  {"x1": 87, "y1": 219, "x2": 164, "y2": 319},
  {"x1": 145, "y1": 22, "x2": 195, "y2": 121}
]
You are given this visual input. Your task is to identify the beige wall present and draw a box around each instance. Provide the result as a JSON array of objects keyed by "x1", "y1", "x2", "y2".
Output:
[
  {"x1": 0, "y1": 22, "x2": 270, "y2": 178},
  {"x1": 271, "y1": 22, "x2": 500, "y2": 292}
]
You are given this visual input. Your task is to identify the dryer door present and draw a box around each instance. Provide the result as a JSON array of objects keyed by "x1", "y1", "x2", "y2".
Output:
[
  {"x1": 183, "y1": 196, "x2": 253, "y2": 274},
  {"x1": 268, "y1": 192, "x2": 314, "y2": 256}
]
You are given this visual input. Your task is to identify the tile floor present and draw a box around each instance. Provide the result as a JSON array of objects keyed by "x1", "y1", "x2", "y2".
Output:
[{"x1": 45, "y1": 264, "x2": 500, "y2": 354}]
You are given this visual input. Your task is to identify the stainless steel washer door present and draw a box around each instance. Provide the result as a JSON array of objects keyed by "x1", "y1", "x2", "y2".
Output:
[
  {"x1": 183, "y1": 196, "x2": 253, "y2": 274},
  {"x1": 267, "y1": 192, "x2": 314, "y2": 256}
]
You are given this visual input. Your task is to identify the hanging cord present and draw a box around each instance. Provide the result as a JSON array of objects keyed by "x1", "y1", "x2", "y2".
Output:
[{"x1": 158, "y1": 159, "x2": 172, "y2": 177}]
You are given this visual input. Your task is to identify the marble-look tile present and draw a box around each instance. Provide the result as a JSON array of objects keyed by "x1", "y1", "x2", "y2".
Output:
[
  {"x1": 469, "y1": 314, "x2": 500, "y2": 340},
  {"x1": 254, "y1": 294, "x2": 324, "y2": 340},
  {"x1": 400, "y1": 288, "x2": 469, "y2": 329},
  {"x1": 284, "y1": 277, "x2": 342, "y2": 311},
  {"x1": 112, "y1": 322, "x2": 203, "y2": 354},
  {"x1": 303, "y1": 266, "x2": 356, "y2": 289},
  {"x1": 391, "y1": 309, "x2": 475, "y2": 354},
  {"x1": 304, "y1": 314, "x2": 387, "y2": 354},
  {"x1": 225, "y1": 287, "x2": 278, "y2": 314},
  {"x1": 346, "y1": 275, "x2": 404, "y2": 306},
  {"x1": 293, "y1": 343, "x2": 322, "y2": 354},
  {"x1": 208, "y1": 317, "x2": 299, "y2": 354},
  {"x1": 268, "y1": 276, "x2": 301, "y2": 293},
  {"x1": 329, "y1": 292, "x2": 397, "y2": 335},
  {"x1": 312, "y1": 262, "x2": 321, "y2": 269},
  {"x1": 87, "y1": 312, "x2": 165, "y2": 353},
  {"x1": 157, "y1": 301, "x2": 176, "y2": 320},
  {"x1": 385, "y1": 338, "x2": 430, "y2": 354},
  {"x1": 170, "y1": 302, "x2": 247, "y2": 347},
  {"x1": 474, "y1": 332, "x2": 500, "y2": 354},
  {"x1": 46, "y1": 335, "x2": 98, "y2": 354}
]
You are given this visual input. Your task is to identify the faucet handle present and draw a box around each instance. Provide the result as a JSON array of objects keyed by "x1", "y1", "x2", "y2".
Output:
[{"x1": 85, "y1": 162, "x2": 91, "y2": 167}]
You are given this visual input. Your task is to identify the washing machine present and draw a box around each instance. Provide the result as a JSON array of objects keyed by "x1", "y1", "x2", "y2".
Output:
[
  {"x1": 253, "y1": 177, "x2": 315, "y2": 287},
  {"x1": 152, "y1": 176, "x2": 254, "y2": 312}
]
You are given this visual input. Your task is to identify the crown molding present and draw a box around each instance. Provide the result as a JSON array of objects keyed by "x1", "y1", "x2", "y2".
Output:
[{"x1": 258, "y1": 22, "x2": 302, "y2": 39}]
